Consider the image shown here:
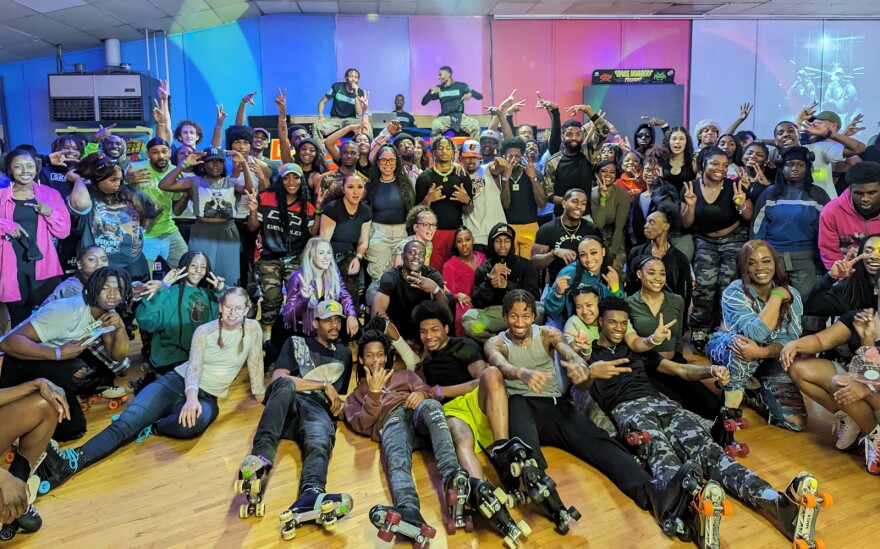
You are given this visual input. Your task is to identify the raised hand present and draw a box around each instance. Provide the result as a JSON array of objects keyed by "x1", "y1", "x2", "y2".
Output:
[
  {"x1": 800, "y1": 119, "x2": 828, "y2": 137},
  {"x1": 157, "y1": 79, "x2": 170, "y2": 100},
  {"x1": 499, "y1": 88, "x2": 517, "y2": 109},
  {"x1": 650, "y1": 313, "x2": 677, "y2": 343},
  {"x1": 565, "y1": 104, "x2": 595, "y2": 118},
  {"x1": 241, "y1": 91, "x2": 258, "y2": 105},
  {"x1": 829, "y1": 246, "x2": 866, "y2": 280},
  {"x1": 588, "y1": 358, "x2": 632, "y2": 379},
  {"x1": 732, "y1": 178, "x2": 747, "y2": 207},
  {"x1": 152, "y1": 99, "x2": 166, "y2": 126},
  {"x1": 297, "y1": 273, "x2": 316, "y2": 299},
  {"x1": 137, "y1": 280, "x2": 164, "y2": 301},
  {"x1": 94, "y1": 123, "x2": 117, "y2": 141},
  {"x1": 275, "y1": 87, "x2": 287, "y2": 114},
  {"x1": 49, "y1": 150, "x2": 78, "y2": 167},
  {"x1": 226, "y1": 149, "x2": 245, "y2": 165},
  {"x1": 245, "y1": 188, "x2": 258, "y2": 215},
  {"x1": 206, "y1": 272, "x2": 225, "y2": 291},
  {"x1": 216, "y1": 104, "x2": 227, "y2": 125},
  {"x1": 738, "y1": 102, "x2": 753, "y2": 121},
  {"x1": 535, "y1": 91, "x2": 558, "y2": 111},
  {"x1": 601, "y1": 266, "x2": 619, "y2": 290},
  {"x1": 554, "y1": 275, "x2": 571, "y2": 295},
  {"x1": 682, "y1": 181, "x2": 697, "y2": 208},
  {"x1": 797, "y1": 100, "x2": 819, "y2": 123},
  {"x1": 365, "y1": 365, "x2": 393, "y2": 393},
  {"x1": 843, "y1": 113, "x2": 866, "y2": 137},
  {"x1": 185, "y1": 151, "x2": 205, "y2": 167},
  {"x1": 641, "y1": 115, "x2": 667, "y2": 127},
  {"x1": 358, "y1": 90, "x2": 370, "y2": 112},
  {"x1": 163, "y1": 267, "x2": 188, "y2": 286},
  {"x1": 524, "y1": 157, "x2": 537, "y2": 179},
  {"x1": 506, "y1": 101, "x2": 525, "y2": 115}
]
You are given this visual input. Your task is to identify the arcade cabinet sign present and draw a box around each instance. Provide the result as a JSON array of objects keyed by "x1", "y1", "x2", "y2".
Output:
[{"x1": 592, "y1": 69, "x2": 675, "y2": 84}]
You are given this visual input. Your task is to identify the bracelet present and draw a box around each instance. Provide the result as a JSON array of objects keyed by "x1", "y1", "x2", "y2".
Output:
[
  {"x1": 431, "y1": 286, "x2": 441, "y2": 296},
  {"x1": 436, "y1": 385, "x2": 442, "y2": 398},
  {"x1": 599, "y1": 196, "x2": 607, "y2": 202},
  {"x1": 355, "y1": 253, "x2": 363, "y2": 260},
  {"x1": 736, "y1": 204, "x2": 747, "y2": 214},
  {"x1": 771, "y1": 289, "x2": 787, "y2": 299},
  {"x1": 182, "y1": 161, "x2": 190, "y2": 169},
  {"x1": 647, "y1": 334, "x2": 660, "y2": 346},
  {"x1": 314, "y1": 209, "x2": 322, "y2": 215},
  {"x1": 55, "y1": 346, "x2": 62, "y2": 361}
]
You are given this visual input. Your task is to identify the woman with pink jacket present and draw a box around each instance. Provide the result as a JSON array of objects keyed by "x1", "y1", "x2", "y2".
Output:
[{"x1": 0, "y1": 148, "x2": 71, "y2": 329}]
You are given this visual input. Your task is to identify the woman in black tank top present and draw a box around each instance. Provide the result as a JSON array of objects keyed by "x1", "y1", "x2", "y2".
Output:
[{"x1": 660, "y1": 127, "x2": 697, "y2": 192}]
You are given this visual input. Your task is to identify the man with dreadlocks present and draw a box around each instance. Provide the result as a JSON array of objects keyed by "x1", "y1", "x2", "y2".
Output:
[{"x1": 0, "y1": 267, "x2": 133, "y2": 441}]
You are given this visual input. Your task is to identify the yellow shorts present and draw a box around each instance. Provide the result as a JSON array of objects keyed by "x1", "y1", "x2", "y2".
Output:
[{"x1": 443, "y1": 388, "x2": 494, "y2": 454}]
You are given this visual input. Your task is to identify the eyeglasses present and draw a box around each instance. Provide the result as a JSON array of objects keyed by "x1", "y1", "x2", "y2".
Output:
[
  {"x1": 417, "y1": 222, "x2": 438, "y2": 229},
  {"x1": 222, "y1": 305, "x2": 248, "y2": 313},
  {"x1": 377, "y1": 158, "x2": 397, "y2": 165}
]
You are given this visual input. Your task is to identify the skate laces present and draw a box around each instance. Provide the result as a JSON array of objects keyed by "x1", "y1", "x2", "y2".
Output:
[
  {"x1": 136, "y1": 425, "x2": 153, "y2": 443},
  {"x1": 833, "y1": 413, "x2": 860, "y2": 449},
  {"x1": 62, "y1": 448, "x2": 79, "y2": 472}
]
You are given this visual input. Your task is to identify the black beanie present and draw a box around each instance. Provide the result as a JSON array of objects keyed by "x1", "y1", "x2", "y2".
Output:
[{"x1": 225, "y1": 125, "x2": 254, "y2": 148}]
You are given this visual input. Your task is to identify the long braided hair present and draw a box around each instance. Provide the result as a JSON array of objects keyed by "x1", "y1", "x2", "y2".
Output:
[
  {"x1": 172, "y1": 251, "x2": 218, "y2": 353},
  {"x1": 217, "y1": 287, "x2": 251, "y2": 354}
]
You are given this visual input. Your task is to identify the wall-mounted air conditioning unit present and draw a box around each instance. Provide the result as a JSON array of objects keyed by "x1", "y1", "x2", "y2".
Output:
[{"x1": 48, "y1": 73, "x2": 159, "y2": 123}]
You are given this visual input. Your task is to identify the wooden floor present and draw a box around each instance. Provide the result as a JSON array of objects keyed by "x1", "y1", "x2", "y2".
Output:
[{"x1": 5, "y1": 339, "x2": 880, "y2": 549}]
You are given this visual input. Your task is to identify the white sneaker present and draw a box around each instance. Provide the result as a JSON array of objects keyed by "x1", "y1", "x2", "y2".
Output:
[
  {"x1": 833, "y1": 411, "x2": 860, "y2": 450},
  {"x1": 98, "y1": 386, "x2": 127, "y2": 399},
  {"x1": 864, "y1": 427, "x2": 880, "y2": 475}
]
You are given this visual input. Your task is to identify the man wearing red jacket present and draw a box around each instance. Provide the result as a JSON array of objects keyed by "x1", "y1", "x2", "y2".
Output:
[{"x1": 818, "y1": 161, "x2": 880, "y2": 268}]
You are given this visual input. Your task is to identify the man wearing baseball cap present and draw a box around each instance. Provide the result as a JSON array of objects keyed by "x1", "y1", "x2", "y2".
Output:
[
  {"x1": 251, "y1": 127, "x2": 280, "y2": 180},
  {"x1": 479, "y1": 129, "x2": 500, "y2": 164},
  {"x1": 792, "y1": 107, "x2": 866, "y2": 199},
  {"x1": 237, "y1": 298, "x2": 354, "y2": 538},
  {"x1": 126, "y1": 136, "x2": 189, "y2": 268},
  {"x1": 462, "y1": 139, "x2": 506, "y2": 250}
]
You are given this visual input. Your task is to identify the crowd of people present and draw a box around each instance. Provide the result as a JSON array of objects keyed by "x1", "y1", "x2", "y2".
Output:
[{"x1": 2, "y1": 64, "x2": 879, "y2": 547}]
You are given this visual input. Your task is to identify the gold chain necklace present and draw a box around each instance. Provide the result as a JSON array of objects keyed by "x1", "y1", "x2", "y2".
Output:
[
  {"x1": 434, "y1": 165, "x2": 454, "y2": 182},
  {"x1": 562, "y1": 219, "x2": 581, "y2": 236}
]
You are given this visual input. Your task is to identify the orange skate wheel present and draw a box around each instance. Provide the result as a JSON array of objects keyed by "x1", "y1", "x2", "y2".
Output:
[
  {"x1": 700, "y1": 500, "x2": 714, "y2": 516},
  {"x1": 817, "y1": 492, "x2": 833, "y2": 507},
  {"x1": 814, "y1": 538, "x2": 826, "y2": 549},
  {"x1": 108, "y1": 399, "x2": 120, "y2": 410},
  {"x1": 792, "y1": 540, "x2": 808, "y2": 549},
  {"x1": 800, "y1": 493, "x2": 817, "y2": 508},
  {"x1": 721, "y1": 500, "x2": 733, "y2": 516},
  {"x1": 4, "y1": 451, "x2": 14, "y2": 464}
]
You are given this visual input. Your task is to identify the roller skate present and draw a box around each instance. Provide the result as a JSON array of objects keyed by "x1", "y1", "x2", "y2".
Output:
[
  {"x1": 625, "y1": 430, "x2": 651, "y2": 447},
  {"x1": 128, "y1": 366, "x2": 158, "y2": 395},
  {"x1": 1, "y1": 456, "x2": 43, "y2": 541},
  {"x1": 685, "y1": 480, "x2": 732, "y2": 549},
  {"x1": 35, "y1": 441, "x2": 80, "y2": 494},
  {"x1": 234, "y1": 454, "x2": 271, "y2": 518},
  {"x1": 370, "y1": 504, "x2": 436, "y2": 548},
  {"x1": 758, "y1": 472, "x2": 831, "y2": 549},
  {"x1": 711, "y1": 406, "x2": 749, "y2": 458},
  {"x1": 79, "y1": 386, "x2": 130, "y2": 411},
  {"x1": 487, "y1": 437, "x2": 581, "y2": 534},
  {"x1": 647, "y1": 459, "x2": 702, "y2": 539},
  {"x1": 443, "y1": 467, "x2": 471, "y2": 534},
  {"x1": 468, "y1": 477, "x2": 531, "y2": 548},
  {"x1": 279, "y1": 492, "x2": 353, "y2": 541}
]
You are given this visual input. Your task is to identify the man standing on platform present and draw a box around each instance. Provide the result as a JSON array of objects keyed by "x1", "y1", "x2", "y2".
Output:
[
  {"x1": 393, "y1": 94, "x2": 416, "y2": 129},
  {"x1": 421, "y1": 66, "x2": 483, "y2": 141},
  {"x1": 314, "y1": 68, "x2": 370, "y2": 141}
]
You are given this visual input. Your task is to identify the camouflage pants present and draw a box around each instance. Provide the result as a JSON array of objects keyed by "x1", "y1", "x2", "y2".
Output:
[
  {"x1": 690, "y1": 226, "x2": 748, "y2": 333},
  {"x1": 256, "y1": 256, "x2": 300, "y2": 327},
  {"x1": 430, "y1": 114, "x2": 481, "y2": 140},
  {"x1": 612, "y1": 395, "x2": 772, "y2": 508}
]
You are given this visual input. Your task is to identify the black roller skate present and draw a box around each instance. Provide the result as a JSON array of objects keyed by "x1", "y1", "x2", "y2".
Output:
[
  {"x1": 757, "y1": 472, "x2": 831, "y2": 549},
  {"x1": 647, "y1": 459, "x2": 702, "y2": 539},
  {"x1": 711, "y1": 406, "x2": 750, "y2": 458},
  {"x1": 35, "y1": 442, "x2": 80, "y2": 494},
  {"x1": 279, "y1": 492, "x2": 353, "y2": 541},
  {"x1": 487, "y1": 437, "x2": 581, "y2": 534},
  {"x1": 443, "y1": 467, "x2": 471, "y2": 534},
  {"x1": 129, "y1": 366, "x2": 158, "y2": 395},
  {"x1": 234, "y1": 454, "x2": 272, "y2": 518},
  {"x1": 370, "y1": 504, "x2": 436, "y2": 548},
  {"x1": 1, "y1": 455, "x2": 42, "y2": 541},
  {"x1": 468, "y1": 477, "x2": 531, "y2": 548}
]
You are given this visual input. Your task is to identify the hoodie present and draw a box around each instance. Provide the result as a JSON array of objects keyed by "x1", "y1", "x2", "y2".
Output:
[
  {"x1": 818, "y1": 187, "x2": 880, "y2": 269},
  {"x1": 472, "y1": 223, "x2": 540, "y2": 308}
]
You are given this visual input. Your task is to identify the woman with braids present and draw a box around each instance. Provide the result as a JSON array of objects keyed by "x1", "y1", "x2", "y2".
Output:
[
  {"x1": 1, "y1": 148, "x2": 71, "y2": 328},
  {"x1": 68, "y1": 152, "x2": 161, "y2": 282},
  {"x1": 133, "y1": 251, "x2": 226, "y2": 393},
  {"x1": 35, "y1": 287, "x2": 265, "y2": 492},
  {"x1": 804, "y1": 234, "x2": 880, "y2": 319},
  {"x1": 365, "y1": 144, "x2": 415, "y2": 282},
  {"x1": 246, "y1": 163, "x2": 318, "y2": 337},
  {"x1": 0, "y1": 267, "x2": 133, "y2": 441},
  {"x1": 706, "y1": 240, "x2": 806, "y2": 434}
]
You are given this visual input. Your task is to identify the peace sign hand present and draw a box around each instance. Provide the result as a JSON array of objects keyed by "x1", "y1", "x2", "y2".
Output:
[
  {"x1": 216, "y1": 104, "x2": 227, "y2": 125},
  {"x1": 206, "y1": 272, "x2": 225, "y2": 291},
  {"x1": 732, "y1": 178, "x2": 747, "y2": 206},
  {"x1": 829, "y1": 246, "x2": 867, "y2": 280},
  {"x1": 162, "y1": 268, "x2": 189, "y2": 286},
  {"x1": 298, "y1": 273, "x2": 316, "y2": 299},
  {"x1": 241, "y1": 91, "x2": 258, "y2": 105},
  {"x1": 682, "y1": 181, "x2": 697, "y2": 208},
  {"x1": 650, "y1": 313, "x2": 677, "y2": 344},
  {"x1": 245, "y1": 188, "x2": 258, "y2": 214},
  {"x1": 275, "y1": 87, "x2": 287, "y2": 114},
  {"x1": 524, "y1": 157, "x2": 537, "y2": 178}
]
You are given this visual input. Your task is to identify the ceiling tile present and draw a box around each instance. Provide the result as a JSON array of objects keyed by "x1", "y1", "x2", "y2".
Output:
[
  {"x1": 377, "y1": 1, "x2": 417, "y2": 14},
  {"x1": 89, "y1": 24, "x2": 151, "y2": 41},
  {"x1": 12, "y1": 0, "x2": 85, "y2": 11},
  {"x1": 254, "y1": 0, "x2": 301, "y2": 13},
  {"x1": 129, "y1": 16, "x2": 175, "y2": 32},
  {"x1": 94, "y1": 0, "x2": 167, "y2": 20},
  {"x1": 170, "y1": 9, "x2": 223, "y2": 30},
  {"x1": 455, "y1": 0, "x2": 497, "y2": 16},
  {"x1": 339, "y1": 1, "x2": 378, "y2": 13},
  {"x1": 416, "y1": 0, "x2": 460, "y2": 15},
  {"x1": 148, "y1": 0, "x2": 212, "y2": 15},
  {"x1": 1, "y1": 14, "x2": 74, "y2": 38},
  {"x1": 0, "y1": 49, "x2": 26, "y2": 62},
  {"x1": 214, "y1": 2, "x2": 262, "y2": 22},
  {"x1": 0, "y1": 0, "x2": 38, "y2": 21},
  {"x1": 47, "y1": 4, "x2": 124, "y2": 31},
  {"x1": 0, "y1": 27, "x2": 36, "y2": 46},
  {"x1": 55, "y1": 30, "x2": 102, "y2": 50},
  {"x1": 203, "y1": 0, "x2": 245, "y2": 6},
  {"x1": 492, "y1": 2, "x2": 534, "y2": 14},
  {"x1": 2, "y1": 39, "x2": 56, "y2": 57},
  {"x1": 705, "y1": 2, "x2": 761, "y2": 14},
  {"x1": 527, "y1": 2, "x2": 574, "y2": 15},
  {"x1": 297, "y1": 1, "x2": 339, "y2": 12}
]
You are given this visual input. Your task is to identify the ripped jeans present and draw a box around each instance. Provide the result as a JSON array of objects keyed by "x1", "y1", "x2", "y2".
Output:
[
  {"x1": 379, "y1": 400, "x2": 461, "y2": 511},
  {"x1": 0, "y1": 354, "x2": 116, "y2": 441}
]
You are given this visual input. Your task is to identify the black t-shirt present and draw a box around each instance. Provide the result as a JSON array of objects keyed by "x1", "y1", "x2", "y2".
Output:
[
  {"x1": 378, "y1": 266, "x2": 444, "y2": 341},
  {"x1": 39, "y1": 164, "x2": 82, "y2": 274},
  {"x1": 857, "y1": 144, "x2": 880, "y2": 163},
  {"x1": 534, "y1": 217, "x2": 602, "y2": 280},
  {"x1": 552, "y1": 153, "x2": 593, "y2": 216},
  {"x1": 421, "y1": 81, "x2": 483, "y2": 115},
  {"x1": 422, "y1": 337, "x2": 483, "y2": 389},
  {"x1": 325, "y1": 82, "x2": 365, "y2": 119},
  {"x1": 588, "y1": 344, "x2": 662, "y2": 414},
  {"x1": 394, "y1": 111, "x2": 416, "y2": 128},
  {"x1": 371, "y1": 181, "x2": 407, "y2": 225},
  {"x1": 277, "y1": 336, "x2": 353, "y2": 412},
  {"x1": 323, "y1": 198, "x2": 372, "y2": 257},
  {"x1": 681, "y1": 179, "x2": 741, "y2": 235},
  {"x1": 415, "y1": 169, "x2": 472, "y2": 230},
  {"x1": 506, "y1": 170, "x2": 539, "y2": 224},
  {"x1": 256, "y1": 192, "x2": 315, "y2": 259},
  {"x1": 838, "y1": 310, "x2": 879, "y2": 355}
]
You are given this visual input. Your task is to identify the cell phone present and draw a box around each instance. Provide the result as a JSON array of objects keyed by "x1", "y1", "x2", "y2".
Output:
[{"x1": 81, "y1": 325, "x2": 116, "y2": 347}]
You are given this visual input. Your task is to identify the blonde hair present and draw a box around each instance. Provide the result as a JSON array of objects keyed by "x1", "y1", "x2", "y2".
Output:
[
  {"x1": 300, "y1": 237, "x2": 342, "y2": 300},
  {"x1": 217, "y1": 287, "x2": 251, "y2": 353}
]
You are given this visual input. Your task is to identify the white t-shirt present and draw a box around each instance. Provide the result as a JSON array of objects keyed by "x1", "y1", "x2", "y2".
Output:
[
  {"x1": 29, "y1": 297, "x2": 100, "y2": 347},
  {"x1": 464, "y1": 164, "x2": 506, "y2": 246},
  {"x1": 806, "y1": 141, "x2": 845, "y2": 200}
]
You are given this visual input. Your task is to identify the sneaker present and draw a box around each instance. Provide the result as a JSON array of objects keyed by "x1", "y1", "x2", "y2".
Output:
[
  {"x1": 833, "y1": 411, "x2": 860, "y2": 450},
  {"x1": 863, "y1": 427, "x2": 880, "y2": 474},
  {"x1": 691, "y1": 331, "x2": 709, "y2": 354},
  {"x1": 97, "y1": 386, "x2": 128, "y2": 399}
]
